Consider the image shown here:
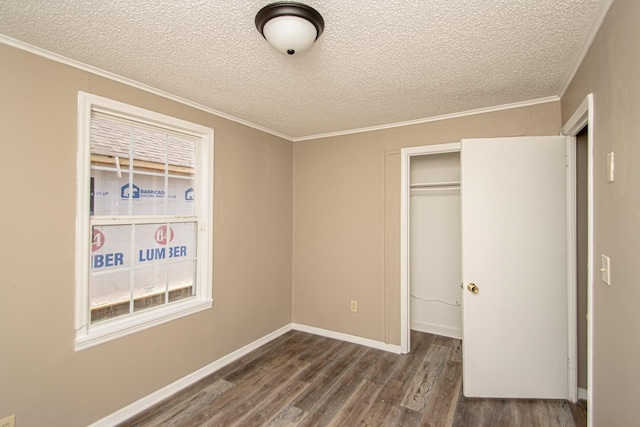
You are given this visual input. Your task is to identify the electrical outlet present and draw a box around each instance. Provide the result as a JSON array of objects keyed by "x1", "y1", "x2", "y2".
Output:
[
  {"x1": 350, "y1": 300, "x2": 358, "y2": 313},
  {"x1": 0, "y1": 415, "x2": 15, "y2": 427}
]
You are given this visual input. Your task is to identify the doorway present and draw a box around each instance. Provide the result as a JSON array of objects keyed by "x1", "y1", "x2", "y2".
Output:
[
  {"x1": 400, "y1": 143, "x2": 460, "y2": 353},
  {"x1": 409, "y1": 151, "x2": 462, "y2": 340},
  {"x1": 576, "y1": 126, "x2": 589, "y2": 403},
  {"x1": 562, "y1": 93, "x2": 594, "y2": 421}
]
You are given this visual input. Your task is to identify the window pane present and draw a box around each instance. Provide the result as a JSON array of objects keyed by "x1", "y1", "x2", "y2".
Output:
[
  {"x1": 136, "y1": 223, "x2": 170, "y2": 266},
  {"x1": 90, "y1": 224, "x2": 132, "y2": 323},
  {"x1": 168, "y1": 222, "x2": 197, "y2": 258},
  {"x1": 131, "y1": 173, "x2": 167, "y2": 216},
  {"x1": 168, "y1": 260, "x2": 196, "y2": 303},
  {"x1": 90, "y1": 271, "x2": 130, "y2": 323},
  {"x1": 91, "y1": 169, "x2": 132, "y2": 216},
  {"x1": 167, "y1": 134, "x2": 196, "y2": 170},
  {"x1": 131, "y1": 126, "x2": 168, "y2": 166},
  {"x1": 166, "y1": 134, "x2": 196, "y2": 216},
  {"x1": 91, "y1": 225, "x2": 131, "y2": 272},
  {"x1": 167, "y1": 177, "x2": 196, "y2": 216},
  {"x1": 133, "y1": 265, "x2": 167, "y2": 312},
  {"x1": 90, "y1": 116, "x2": 132, "y2": 160}
]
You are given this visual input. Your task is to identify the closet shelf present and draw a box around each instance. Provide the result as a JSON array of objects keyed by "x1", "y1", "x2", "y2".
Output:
[{"x1": 410, "y1": 181, "x2": 460, "y2": 189}]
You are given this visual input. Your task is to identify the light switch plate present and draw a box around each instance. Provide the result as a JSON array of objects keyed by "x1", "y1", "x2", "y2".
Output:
[
  {"x1": 607, "y1": 152, "x2": 615, "y2": 182},
  {"x1": 601, "y1": 254, "x2": 611, "y2": 286}
]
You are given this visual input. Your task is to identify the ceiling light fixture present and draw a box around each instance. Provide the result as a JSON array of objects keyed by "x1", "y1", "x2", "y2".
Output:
[{"x1": 255, "y1": 2, "x2": 324, "y2": 56}]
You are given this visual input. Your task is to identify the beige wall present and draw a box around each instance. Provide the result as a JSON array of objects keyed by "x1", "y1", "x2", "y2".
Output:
[
  {"x1": 292, "y1": 102, "x2": 561, "y2": 344},
  {"x1": 0, "y1": 44, "x2": 293, "y2": 426},
  {"x1": 561, "y1": 0, "x2": 640, "y2": 424}
]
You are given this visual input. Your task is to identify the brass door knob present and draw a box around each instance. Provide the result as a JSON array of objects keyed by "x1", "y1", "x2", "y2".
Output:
[{"x1": 467, "y1": 283, "x2": 479, "y2": 294}]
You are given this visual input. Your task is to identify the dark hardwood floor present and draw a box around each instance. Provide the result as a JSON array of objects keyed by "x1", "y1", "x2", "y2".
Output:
[{"x1": 121, "y1": 330, "x2": 586, "y2": 426}]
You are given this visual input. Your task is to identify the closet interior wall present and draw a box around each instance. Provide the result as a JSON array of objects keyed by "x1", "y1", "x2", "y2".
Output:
[{"x1": 410, "y1": 152, "x2": 462, "y2": 339}]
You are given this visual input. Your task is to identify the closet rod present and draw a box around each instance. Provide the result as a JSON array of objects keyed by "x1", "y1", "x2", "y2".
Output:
[{"x1": 410, "y1": 180, "x2": 460, "y2": 189}]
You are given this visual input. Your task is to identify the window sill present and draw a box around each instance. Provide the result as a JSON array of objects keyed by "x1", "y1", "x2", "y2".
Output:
[{"x1": 74, "y1": 297, "x2": 212, "y2": 351}]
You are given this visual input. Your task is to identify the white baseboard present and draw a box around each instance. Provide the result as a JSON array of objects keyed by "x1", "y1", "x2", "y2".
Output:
[
  {"x1": 578, "y1": 387, "x2": 588, "y2": 401},
  {"x1": 292, "y1": 323, "x2": 402, "y2": 354},
  {"x1": 411, "y1": 320, "x2": 462, "y2": 340},
  {"x1": 89, "y1": 323, "x2": 293, "y2": 426}
]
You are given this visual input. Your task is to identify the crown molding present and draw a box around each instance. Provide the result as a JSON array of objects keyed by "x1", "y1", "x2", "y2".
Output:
[{"x1": 292, "y1": 96, "x2": 560, "y2": 142}]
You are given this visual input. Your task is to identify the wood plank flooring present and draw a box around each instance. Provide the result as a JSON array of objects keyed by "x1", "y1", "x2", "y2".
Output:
[{"x1": 120, "y1": 330, "x2": 586, "y2": 427}]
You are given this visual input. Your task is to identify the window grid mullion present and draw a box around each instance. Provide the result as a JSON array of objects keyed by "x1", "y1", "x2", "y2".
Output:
[
  {"x1": 164, "y1": 222, "x2": 170, "y2": 305},
  {"x1": 164, "y1": 134, "x2": 169, "y2": 216},
  {"x1": 91, "y1": 165, "x2": 195, "y2": 181},
  {"x1": 90, "y1": 216, "x2": 199, "y2": 226},
  {"x1": 163, "y1": 135, "x2": 170, "y2": 305},
  {"x1": 129, "y1": 224, "x2": 136, "y2": 315},
  {"x1": 127, "y1": 128, "x2": 134, "y2": 216}
]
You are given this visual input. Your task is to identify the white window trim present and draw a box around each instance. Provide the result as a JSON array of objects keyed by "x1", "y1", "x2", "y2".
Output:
[{"x1": 75, "y1": 92, "x2": 214, "y2": 351}]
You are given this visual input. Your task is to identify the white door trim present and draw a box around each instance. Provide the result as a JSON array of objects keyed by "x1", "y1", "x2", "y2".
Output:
[
  {"x1": 562, "y1": 94, "x2": 594, "y2": 424},
  {"x1": 400, "y1": 142, "x2": 461, "y2": 354},
  {"x1": 565, "y1": 134, "x2": 578, "y2": 403}
]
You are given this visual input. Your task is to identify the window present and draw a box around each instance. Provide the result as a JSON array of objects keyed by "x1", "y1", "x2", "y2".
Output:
[{"x1": 75, "y1": 92, "x2": 213, "y2": 350}]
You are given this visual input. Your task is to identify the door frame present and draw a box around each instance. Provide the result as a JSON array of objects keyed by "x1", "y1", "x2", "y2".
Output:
[
  {"x1": 400, "y1": 142, "x2": 461, "y2": 353},
  {"x1": 562, "y1": 94, "x2": 594, "y2": 415}
]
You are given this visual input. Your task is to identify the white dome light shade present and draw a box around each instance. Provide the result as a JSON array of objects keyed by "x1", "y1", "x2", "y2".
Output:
[
  {"x1": 263, "y1": 16, "x2": 317, "y2": 55},
  {"x1": 255, "y1": 2, "x2": 325, "y2": 56}
]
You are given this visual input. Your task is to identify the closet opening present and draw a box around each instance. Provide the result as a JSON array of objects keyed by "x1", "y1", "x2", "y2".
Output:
[
  {"x1": 409, "y1": 152, "x2": 461, "y2": 340},
  {"x1": 400, "y1": 142, "x2": 461, "y2": 353}
]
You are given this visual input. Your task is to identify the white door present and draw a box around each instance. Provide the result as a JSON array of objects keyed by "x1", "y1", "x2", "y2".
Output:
[{"x1": 461, "y1": 136, "x2": 568, "y2": 398}]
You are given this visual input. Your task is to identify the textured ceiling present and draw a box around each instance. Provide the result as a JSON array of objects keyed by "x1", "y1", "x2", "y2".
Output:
[{"x1": 0, "y1": 0, "x2": 606, "y2": 139}]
